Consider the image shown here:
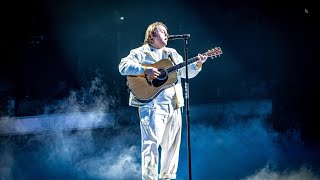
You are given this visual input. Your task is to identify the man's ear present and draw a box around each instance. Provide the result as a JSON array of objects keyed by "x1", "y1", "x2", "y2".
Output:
[{"x1": 151, "y1": 31, "x2": 157, "y2": 38}]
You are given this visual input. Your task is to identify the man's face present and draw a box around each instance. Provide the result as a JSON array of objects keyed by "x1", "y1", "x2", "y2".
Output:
[{"x1": 152, "y1": 25, "x2": 168, "y2": 48}]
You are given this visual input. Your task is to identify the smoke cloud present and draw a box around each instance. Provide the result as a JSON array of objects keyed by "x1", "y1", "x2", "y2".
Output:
[{"x1": 0, "y1": 78, "x2": 319, "y2": 180}]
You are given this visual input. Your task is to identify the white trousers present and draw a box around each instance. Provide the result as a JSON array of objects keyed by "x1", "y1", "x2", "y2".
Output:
[{"x1": 139, "y1": 104, "x2": 182, "y2": 180}]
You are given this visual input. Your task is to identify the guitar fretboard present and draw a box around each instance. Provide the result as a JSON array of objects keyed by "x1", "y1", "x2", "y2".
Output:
[
  {"x1": 166, "y1": 51, "x2": 210, "y2": 74},
  {"x1": 165, "y1": 47, "x2": 222, "y2": 74},
  {"x1": 166, "y1": 56, "x2": 199, "y2": 74}
]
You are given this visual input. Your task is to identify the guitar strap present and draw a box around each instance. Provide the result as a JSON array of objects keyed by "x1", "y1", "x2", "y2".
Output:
[
  {"x1": 167, "y1": 52, "x2": 177, "y2": 65},
  {"x1": 166, "y1": 51, "x2": 179, "y2": 110}
]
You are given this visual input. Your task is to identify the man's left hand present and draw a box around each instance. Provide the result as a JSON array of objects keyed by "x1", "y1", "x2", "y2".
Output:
[{"x1": 196, "y1": 54, "x2": 208, "y2": 68}]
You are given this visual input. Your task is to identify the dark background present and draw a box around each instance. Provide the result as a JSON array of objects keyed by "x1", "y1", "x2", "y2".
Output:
[
  {"x1": 0, "y1": 0, "x2": 318, "y2": 152},
  {"x1": 0, "y1": 0, "x2": 319, "y2": 179}
]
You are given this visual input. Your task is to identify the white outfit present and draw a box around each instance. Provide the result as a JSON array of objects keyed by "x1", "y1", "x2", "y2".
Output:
[{"x1": 119, "y1": 44, "x2": 201, "y2": 180}]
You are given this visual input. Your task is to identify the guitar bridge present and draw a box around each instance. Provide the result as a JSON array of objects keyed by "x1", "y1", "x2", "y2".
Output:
[{"x1": 145, "y1": 75, "x2": 153, "y2": 86}]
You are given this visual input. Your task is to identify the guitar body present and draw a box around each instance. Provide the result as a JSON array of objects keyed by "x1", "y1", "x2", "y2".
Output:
[
  {"x1": 126, "y1": 59, "x2": 178, "y2": 103},
  {"x1": 125, "y1": 47, "x2": 223, "y2": 103}
]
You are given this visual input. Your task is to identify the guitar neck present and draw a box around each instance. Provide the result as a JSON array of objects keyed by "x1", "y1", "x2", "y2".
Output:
[
  {"x1": 167, "y1": 55, "x2": 201, "y2": 73},
  {"x1": 165, "y1": 47, "x2": 222, "y2": 73}
]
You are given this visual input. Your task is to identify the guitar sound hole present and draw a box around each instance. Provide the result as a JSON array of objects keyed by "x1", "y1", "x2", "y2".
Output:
[
  {"x1": 157, "y1": 69, "x2": 167, "y2": 80},
  {"x1": 152, "y1": 69, "x2": 168, "y2": 87}
]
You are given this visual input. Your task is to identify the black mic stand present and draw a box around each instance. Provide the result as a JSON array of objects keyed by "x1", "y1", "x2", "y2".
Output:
[{"x1": 183, "y1": 36, "x2": 192, "y2": 180}]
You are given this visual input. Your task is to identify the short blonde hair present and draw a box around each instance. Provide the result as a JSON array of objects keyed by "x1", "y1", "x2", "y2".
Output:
[{"x1": 143, "y1": 22, "x2": 168, "y2": 45}]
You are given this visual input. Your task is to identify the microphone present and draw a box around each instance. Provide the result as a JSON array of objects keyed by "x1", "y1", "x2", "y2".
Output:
[{"x1": 168, "y1": 34, "x2": 190, "y2": 40}]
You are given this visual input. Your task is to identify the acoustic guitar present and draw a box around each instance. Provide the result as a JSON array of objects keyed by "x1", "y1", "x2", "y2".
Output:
[{"x1": 126, "y1": 47, "x2": 223, "y2": 103}]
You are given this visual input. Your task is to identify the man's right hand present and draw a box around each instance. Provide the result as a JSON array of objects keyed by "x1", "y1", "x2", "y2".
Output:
[{"x1": 145, "y1": 67, "x2": 161, "y2": 79}]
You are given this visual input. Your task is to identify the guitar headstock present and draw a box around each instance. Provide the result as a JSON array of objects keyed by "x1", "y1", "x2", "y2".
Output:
[{"x1": 205, "y1": 47, "x2": 223, "y2": 59}]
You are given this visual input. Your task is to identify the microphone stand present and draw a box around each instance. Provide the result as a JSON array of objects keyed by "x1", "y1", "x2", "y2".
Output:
[{"x1": 183, "y1": 37, "x2": 192, "y2": 180}]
